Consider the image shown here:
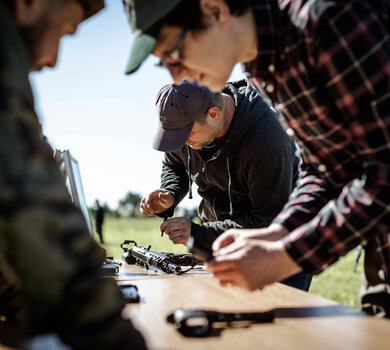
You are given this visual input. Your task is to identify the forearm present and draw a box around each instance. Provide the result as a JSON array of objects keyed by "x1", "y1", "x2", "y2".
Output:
[
  {"x1": 282, "y1": 173, "x2": 390, "y2": 275},
  {"x1": 195, "y1": 212, "x2": 278, "y2": 241},
  {"x1": 273, "y1": 168, "x2": 336, "y2": 232},
  {"x1": 191, "y1": 220, "x2": 243, "y2": 248},
  {"x1": 191, "y1": 217, "x2": 289, "y2": 250},
  {"x1": 161, "y1": 153, "x2": 189, "y2": 208}
]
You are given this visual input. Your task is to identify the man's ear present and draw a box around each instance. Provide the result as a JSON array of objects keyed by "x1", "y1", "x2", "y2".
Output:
[
  {"x1": 208, "y1": 107, "x2": 221, "y2": 122},
  {"x1": 14, "y1": 0, "x2": 48, "y2": 25},
  {"x1": 199, "y1": 0, "x2": 231, "y2": 29}
]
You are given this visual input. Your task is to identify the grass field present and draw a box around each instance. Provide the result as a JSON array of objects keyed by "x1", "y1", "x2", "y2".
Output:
[{"x1": 96, "y1": 216, "x2": 363, "y2": 310}]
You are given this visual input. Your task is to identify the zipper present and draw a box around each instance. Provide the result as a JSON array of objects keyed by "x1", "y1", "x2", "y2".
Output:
[
  {"x1": 198, "y1": 145, "x2": 226, "y2": 221},
  {"x1": 212, "y1": 196, "x2": 219, "y2": 221},
  {"x1": 203, "y1": 148, "x2": 223, "y2": 183}
]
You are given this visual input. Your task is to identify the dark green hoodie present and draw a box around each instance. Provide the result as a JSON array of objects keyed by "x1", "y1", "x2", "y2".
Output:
[{"x1": 160, "y1": 80, "x2": 300, "y2": 248}]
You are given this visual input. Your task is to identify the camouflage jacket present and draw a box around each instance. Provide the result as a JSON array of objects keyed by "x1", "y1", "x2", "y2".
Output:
[{"x1": 0, "y1": 4, "x2": 146, "y2": 349}]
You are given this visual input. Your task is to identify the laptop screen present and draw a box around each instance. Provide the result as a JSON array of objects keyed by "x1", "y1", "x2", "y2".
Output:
[{"x1": 55, "y1": 149, "x2": 94, "y2": 237}]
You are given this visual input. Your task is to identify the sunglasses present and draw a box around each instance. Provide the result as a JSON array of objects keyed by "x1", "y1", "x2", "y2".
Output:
[{"x1": 156, "y1": 29, "x2": 188, "y2": 69}]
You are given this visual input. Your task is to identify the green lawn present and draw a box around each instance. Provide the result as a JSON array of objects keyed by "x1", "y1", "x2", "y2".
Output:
[
  {"x1": 310, "y1": 250, "x2": 363, "y2": 309},
  {"x1": 96, "y1": 216, "x2": 362, "y2": 310}
]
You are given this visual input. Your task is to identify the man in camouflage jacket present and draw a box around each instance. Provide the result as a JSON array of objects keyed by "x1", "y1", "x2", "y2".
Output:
[{"x1": 0, "y1": 0, "x2": 146, "y2": 348}]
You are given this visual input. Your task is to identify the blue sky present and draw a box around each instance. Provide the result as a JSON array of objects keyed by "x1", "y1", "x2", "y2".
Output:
[{"x1": 31, "y1": 0, "x2": 244, "y2": 210}]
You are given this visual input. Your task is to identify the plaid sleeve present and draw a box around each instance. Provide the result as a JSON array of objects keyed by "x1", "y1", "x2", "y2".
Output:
[
  {"x1": 282, "y1": 3, "x2": 390, "y2": 274},
  {"x1": 273, "y1": 164, "x2": 336, "y2": 231}
]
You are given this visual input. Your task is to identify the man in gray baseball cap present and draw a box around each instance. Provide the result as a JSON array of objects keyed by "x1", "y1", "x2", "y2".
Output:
[
  {"x1": 140, "y1": 80, "x2": 312, "y2": 292},
  {"x1": 153, "y1": 81, "x2": 215, "y2": 152}
]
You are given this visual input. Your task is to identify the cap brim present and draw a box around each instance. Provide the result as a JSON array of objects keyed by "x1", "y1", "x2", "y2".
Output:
[
  {"x1": 153, "y1": 123, "x2": 194, "y2": 152},
  {"x1": 125, "y1": 22, "x2": 162, "y2": 75}
]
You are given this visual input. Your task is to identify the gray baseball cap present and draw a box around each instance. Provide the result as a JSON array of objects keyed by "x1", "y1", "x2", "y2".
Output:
[
  {"x1": 153, "y1": 81, "x2": 215, "y2": 152},
  {"x1": 123, "y1": 0, "x2": 183, "y2": 74}
]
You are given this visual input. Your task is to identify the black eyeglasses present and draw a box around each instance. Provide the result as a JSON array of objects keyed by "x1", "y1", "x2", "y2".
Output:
[{"x1": 156, "y1": 29, "x2": 188, "y2": 69}]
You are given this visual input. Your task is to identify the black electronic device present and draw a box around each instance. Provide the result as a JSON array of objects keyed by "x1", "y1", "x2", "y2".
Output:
[
  {"x1": 119, "y1": 284, "x2": 140, "y2": 303},
  {"x1": 186, "y1": 235, "x2": 213, "y2": 262},
  {"x1": 99, "y1": 263, "x2": 119, "y2": 276}
]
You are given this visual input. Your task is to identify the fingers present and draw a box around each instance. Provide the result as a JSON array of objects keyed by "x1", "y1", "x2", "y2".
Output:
[
  {"x1": 161, "y1": 217, "x2": 191, "y2": 245},
  {"x1": 140, "y1": 189, "x2": 174, "y2": 216},
  {"x1": 140, "y1": 191, "x2": 159, "y2": 216},
  {"x1": 140, "y1": 195, "x2": 154, "y2": 216},
  {"x1": 170, "y1": 233, "x2": 187, "y2": 245},
  {"x1": 158, "y1": 191, "x2": 174, "y2": 206},
  {"x1": 213, "y1": 270, "x2": 246, "y2": 289},
  {"x1": 212, "y1": 229, "x2": 239, "y2": 251},
  {"x1": 215, "y1": 241, "x2": 245, "y2": 258},
  {"x1": 206, "y1": 254, "x2": 240, "y2": 273},
  {"x1": 207, "y1": 263, "x2": 253, "y2": 290},
  {"x1": 208, "y1": 257, "x2": 257, "y2": 291},
  {"x1": 160, "y1": 217, "x2": 188, "y2": 232},
  {"x1": 209, "y1": 240, "x2": 291, "y2": 292},
  {"x1": 207, "y1": 261, "x2": 238, "y2": 274}
]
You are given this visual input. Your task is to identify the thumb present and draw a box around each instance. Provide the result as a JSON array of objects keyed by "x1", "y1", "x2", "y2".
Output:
[
  {"x1": 159, "y1": 191, "x2": 172, "y2": 202},
  {"x1": 212, "y1": 230, "x2": 237, "y2": 252}
]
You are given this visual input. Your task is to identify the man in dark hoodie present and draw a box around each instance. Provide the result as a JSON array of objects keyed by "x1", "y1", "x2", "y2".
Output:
[{"x1": 140, "y1": 80, "x2": 312, "y2": 291}]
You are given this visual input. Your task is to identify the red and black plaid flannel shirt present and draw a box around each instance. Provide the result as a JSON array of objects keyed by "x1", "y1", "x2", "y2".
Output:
[{"x1": 245, "y1": 0, "x2": 390, "y2": 277}]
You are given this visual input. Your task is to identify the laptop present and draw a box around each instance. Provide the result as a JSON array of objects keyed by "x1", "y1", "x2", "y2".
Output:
[
  {"x1": 54, "y1": 149, "x2": 94, "y2": 237},
  {"x1": 54, "y1": 149, "x2": 119, "y2": 275}
]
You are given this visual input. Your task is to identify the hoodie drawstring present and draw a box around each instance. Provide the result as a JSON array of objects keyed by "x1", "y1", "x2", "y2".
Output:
[
  {"x1": 187, "y1": 146, "x2": 193, "y2": 199},
  {"x1": 226, "y1": 155, "x2": 233, "y2": 216}
]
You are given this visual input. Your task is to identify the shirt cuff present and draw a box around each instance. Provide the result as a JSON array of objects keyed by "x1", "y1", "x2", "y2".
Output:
[{"x1": 282, "y1": 226, "x2": 326, "y2": 275}]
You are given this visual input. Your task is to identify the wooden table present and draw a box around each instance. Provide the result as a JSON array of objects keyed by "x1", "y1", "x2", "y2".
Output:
[{"x1": 117, "y1": 264, "x2": 390, "y2": 350}]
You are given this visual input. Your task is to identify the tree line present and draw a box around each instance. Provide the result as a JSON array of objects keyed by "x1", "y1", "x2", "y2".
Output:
[{"x1": 89, "y1": 191, "x2": 142, "y2": 218}]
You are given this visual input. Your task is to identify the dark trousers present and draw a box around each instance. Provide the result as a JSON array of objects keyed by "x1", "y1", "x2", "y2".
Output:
[
  {"x1": 95, "y1": 221, "x2": 104, "y2": 243},
  {"x1": 281, "y1": 271, "x2": 312, "y2": 292}
]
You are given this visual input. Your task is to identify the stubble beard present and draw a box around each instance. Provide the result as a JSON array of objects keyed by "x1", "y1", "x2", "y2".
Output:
[{"x1": 18, "y1": 10, "x2": 51, "y2": 72}]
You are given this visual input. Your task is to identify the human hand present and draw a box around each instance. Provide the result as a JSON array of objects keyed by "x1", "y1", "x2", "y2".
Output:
[
  {"x1": 212, "y1": 223, "x2": 289, "y2": 251},
  {"x1": 140, "y1": 189, "x2": 174, "y2": 216},
  {"x1": 207, "y1": 228, "x2": 301, "y2": 291},
  {"x1": 160, "y1": 217, "x2": 191, "y2": 245}
]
